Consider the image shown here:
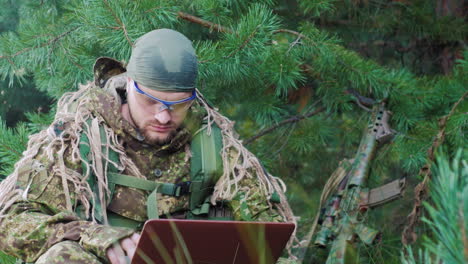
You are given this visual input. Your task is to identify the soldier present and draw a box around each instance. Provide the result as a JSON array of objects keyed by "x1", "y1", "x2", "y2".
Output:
[{"x1": 0, "y1": 29, "x2": 296, "y2": 264}]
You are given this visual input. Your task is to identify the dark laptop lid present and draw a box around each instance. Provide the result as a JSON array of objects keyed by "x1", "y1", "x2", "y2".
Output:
[{"x1": 132, "y1": 219, "x2": 295, "y2": 264}]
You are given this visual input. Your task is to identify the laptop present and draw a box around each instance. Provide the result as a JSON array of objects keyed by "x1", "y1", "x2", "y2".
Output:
[{"x1": 131, "y1": 219, "x2": 295, "y2": 264}]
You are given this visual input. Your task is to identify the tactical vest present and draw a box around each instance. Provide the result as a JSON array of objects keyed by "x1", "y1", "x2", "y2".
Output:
[{"x1": 79, "y1": 119, "x2": 232, "y2": 229}]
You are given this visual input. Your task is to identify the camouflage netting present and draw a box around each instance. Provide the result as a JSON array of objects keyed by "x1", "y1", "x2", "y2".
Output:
[
  {"x1": 197, "y1": 90, "x2": 300, "y2": 256},
  {"x1": 0, "y1": 82, "x2": 299, "y2": 258},
  {"x1": 0, "y1": 84, "x2": 144, "y2": 223}
]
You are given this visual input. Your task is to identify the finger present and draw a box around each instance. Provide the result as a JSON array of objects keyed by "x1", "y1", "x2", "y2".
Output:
[
  {"x1": 113, "y1": 243, "x2": 128, "y2": 264},
  {"x1": 131, "y1": 233, "x2": 140, "y2": 244},
  {"x1": 121, "y1": 237, "x2": 137, "y2": 260},
  {"x1": 107, "y1": 248, "x2": 118, "y2": 264}
]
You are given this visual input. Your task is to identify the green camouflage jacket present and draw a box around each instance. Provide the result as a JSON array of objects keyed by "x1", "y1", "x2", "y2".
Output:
[{"x1": 0, "y1": 66, "x2": 284, "y2": 263}]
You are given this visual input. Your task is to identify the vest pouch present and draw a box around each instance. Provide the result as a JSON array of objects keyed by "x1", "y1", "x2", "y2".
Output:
[
  {"x1": 189, "y1": 123, "x2": 223, "y2": 215},
  {"x1": 188, "y1": 184, "x2": 211, "y2": 217},
  {"x1": 107, "y1": 211, "x2": 144, "y2": 230}
]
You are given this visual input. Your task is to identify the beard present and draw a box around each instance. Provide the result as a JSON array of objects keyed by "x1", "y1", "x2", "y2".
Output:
[
  {"x1": 127, "y1": 105, "x2": 179, "y2": 145},
  {"x1": 140, "y1": 123, "x2": 178, "y2": 145}
]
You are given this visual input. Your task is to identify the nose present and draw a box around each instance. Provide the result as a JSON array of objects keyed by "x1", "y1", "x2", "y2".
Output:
[{"x1": 154, "y1": 109, "x2": 172, "y2": 124}]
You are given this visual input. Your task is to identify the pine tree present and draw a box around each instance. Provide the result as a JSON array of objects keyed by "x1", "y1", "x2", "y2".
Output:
[
  {"x1": 402, "y1": 150, "x2": 467, "y2": 264},
  {"x1": 0, "y1": 1, "x2": 466, "y2": 263},
  {"x1": 0, "y1": 0, "x2": 53, "y2": 127}
]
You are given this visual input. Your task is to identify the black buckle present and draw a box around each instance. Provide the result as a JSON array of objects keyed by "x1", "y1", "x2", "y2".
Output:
[{"x1": 175, "y1": 181, "x2": 191, "y2": 196}]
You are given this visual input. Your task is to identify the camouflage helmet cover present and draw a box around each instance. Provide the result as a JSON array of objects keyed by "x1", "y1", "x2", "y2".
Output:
[{"x1": 126, "y1": 29, "x2": 198, "y2": 92}]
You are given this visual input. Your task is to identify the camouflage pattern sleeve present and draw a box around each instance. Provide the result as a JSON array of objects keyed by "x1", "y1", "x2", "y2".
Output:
[
  {"x1": 0, "y1": 148, "x2": 134, "y2": 262},
  {"x1": 0, "y1": 203, "x2": 133, "y2": 262}
]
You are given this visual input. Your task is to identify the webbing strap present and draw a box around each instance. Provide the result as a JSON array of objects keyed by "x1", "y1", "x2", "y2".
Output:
[
  {"x1": 189, "y1": 196, "x2": 211, "y2": 216},
  {"x1": 79, "y1": 119, "x2": 121, "y2": 224},
  {"x1": 147, "y1": 186, "x2": 160, "y2": 219},
  {"x1": 107, "y1": 172, "x2": 191, "y2": 220},
  {"x1": 107, "y1": 172, "x2": 190, "y2": 197},
  {"x1": 107, "y1": 211, "x2": 143, "y2": 229},
  {"x1": 108, "y1": 172, "x2": 158, "y2": 190},
  {"x1": 80, "y1": 119, "x2": 224, "y2": 223}
]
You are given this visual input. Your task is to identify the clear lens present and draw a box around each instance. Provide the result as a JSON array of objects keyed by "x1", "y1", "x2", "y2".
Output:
[
  {"x1": 168, "y1": 101, "x2": 193, "y2": 114},
  {"x1": 137, "y1": 92, "x2": 193, "y2": 116},
  {"x1": 133, "y1": 81, "x2": 195, "y2": 116},
  {"x1": 157, "y1": 101, "x2": 193, "y2": 116}
]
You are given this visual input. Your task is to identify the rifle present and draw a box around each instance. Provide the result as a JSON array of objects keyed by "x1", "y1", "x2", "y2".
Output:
[{"x1": 312, "y1": 99, "x2": 406, "y2": 263}]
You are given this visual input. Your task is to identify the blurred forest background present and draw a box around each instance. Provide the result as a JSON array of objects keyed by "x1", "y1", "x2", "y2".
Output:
[{"x1": 0, "y1": 0, "x2": 466, "y2": 263}]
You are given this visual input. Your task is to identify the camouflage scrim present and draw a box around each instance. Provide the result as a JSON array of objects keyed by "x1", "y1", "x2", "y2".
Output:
[
  {"x1": 0, "y1": 71, "x2": 287, "y2": 263},
  {"x1": 126, "y1": 29, "x2": 198, "y2": 92}
]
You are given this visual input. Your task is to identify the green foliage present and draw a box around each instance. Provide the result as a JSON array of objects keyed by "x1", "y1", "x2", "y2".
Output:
[
  {"x1": 0, "y1": 78, "x2": 52, "y2": 126},
  {"x1": 0, "y1": 251, "x2": 15, "y2": 264},
  {"x1": 0, "y1": 117, "x2": 28, "y2": 178},
  {"x1": 422, "y1": 150, "x2": 467, "y2": 263},
  {"x1": 0, "y1": 0, "x2": 466, "y2": 262},
  {"x1": 401, "y1": 247, "x2": 436, "y2": 264},
  {"x1": 0, "y1": 0, "x2": 20, "y2": 32},
  {"x1": 298, "y1": 0, "x2": 337, "y2": 17},
  {"x1": 402, "y1": 150, "x2": 467, "y2": 264},
  {"x1": 24, "y1": 110, "x2": 55, "y2": 134}
]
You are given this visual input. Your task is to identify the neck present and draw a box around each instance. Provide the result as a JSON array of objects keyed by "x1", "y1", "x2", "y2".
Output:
[{"x1": 121, "y1": 103, "x2": 137, "y2": 128}]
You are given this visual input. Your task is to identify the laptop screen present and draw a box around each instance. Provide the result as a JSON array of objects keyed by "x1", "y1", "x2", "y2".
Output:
[{"x1": 132, "y1": 219, "x2": 295, "y2": 264}]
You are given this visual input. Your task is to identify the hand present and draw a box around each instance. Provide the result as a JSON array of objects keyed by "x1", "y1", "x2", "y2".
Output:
[{"x1": 106, "y1": 233, "x2": 140, "y2": 264}]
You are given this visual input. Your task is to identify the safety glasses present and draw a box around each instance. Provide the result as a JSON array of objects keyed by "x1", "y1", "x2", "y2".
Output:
[{"x1": 133, "y1": 81, "x2": 196, "y2": 115}]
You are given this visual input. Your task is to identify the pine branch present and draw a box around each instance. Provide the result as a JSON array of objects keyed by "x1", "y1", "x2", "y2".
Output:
[
  {"x1": 58, "y1": 42, "x2": 84, "y2": 70},
  {"x1": 244, "y1": 106, "x2": 325, "y2": 145},
  {"x1": 102, "y1": 0, "x2": 133, "y2": 47},
  {"x1": 273, "y1": 29, "x2": 306, "y2": 39},
  {"x1": 0, "y1": 27, "x2": 79, "y2": 60},
  {"x1": 0, "y1": 119, "x2": 29, "y2": 176},
  {"x1": 0, "y1": 141, "x2": 21, "y2": 157},
  {"x1": 144, "y1": 6, "x2": 163, "y2": 14},
  {"x1": 402, "y1": 90, "x2": 467, "y2": 246},
  {"x1": 5, "y1": 57, "x2": 16, "y2": 69},
  {"x1": 179, "y1": 11, "x2": 267, "y2": 63},
  {"x1": 177, "y1": 11, "x2": 232, "y2": 33},
  {"x1": 224, "y1": 25, "x2": 260, "y2": 59},
  {"x1": 273, "y1": 28, "x2": 369, "y2": 82}
]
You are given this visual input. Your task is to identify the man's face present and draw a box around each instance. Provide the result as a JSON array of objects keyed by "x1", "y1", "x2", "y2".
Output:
[{"x1": 125, "y1": 78, "x2": 193, "y2": 145}]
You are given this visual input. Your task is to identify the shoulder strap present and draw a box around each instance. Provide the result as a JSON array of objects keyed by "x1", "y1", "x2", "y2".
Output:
[
  {"x1": 79, "y1": 119, "x2": 225, "y2": 223},
  {"x1": 106, "y1": 172, "x2": 191, "y2": 221},
  {"x1": 79, "y1": 119, "x2": 120, "y2": 223},
  {"x1": 188, "y1": 122, "x2": 223, "y2": 217}
]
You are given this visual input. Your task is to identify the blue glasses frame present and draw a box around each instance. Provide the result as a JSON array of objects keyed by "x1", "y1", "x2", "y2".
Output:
[{"x1": 133, "y1": 81, "x2": 196, "y2": 111}]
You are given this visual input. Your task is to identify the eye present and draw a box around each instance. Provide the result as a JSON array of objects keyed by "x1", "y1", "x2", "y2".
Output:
[{"x1": 144, "y1": 97, "x2": 157, "y2": 105}]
